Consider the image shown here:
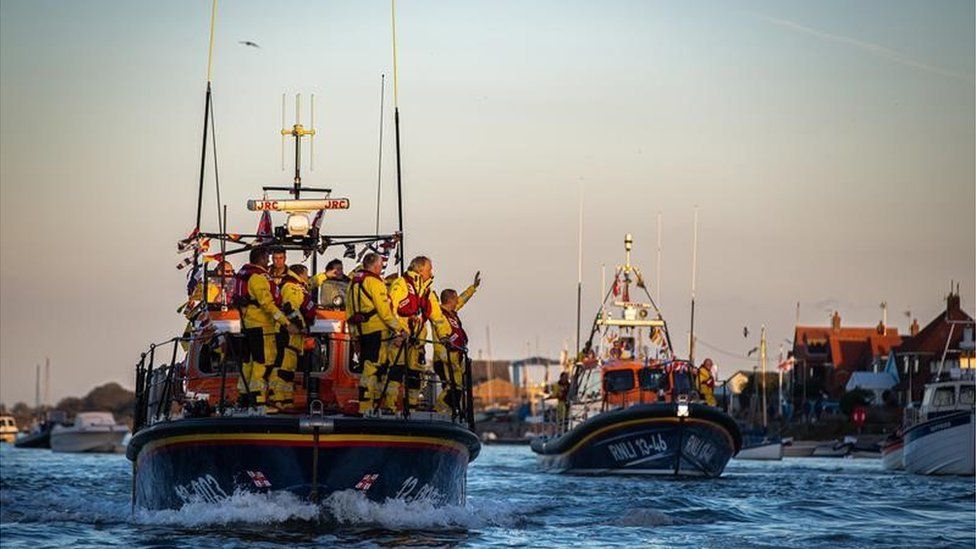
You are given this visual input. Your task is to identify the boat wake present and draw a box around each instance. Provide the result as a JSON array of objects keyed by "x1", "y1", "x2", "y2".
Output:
[{"x1": 132, "y1": 489, "x2": 532, "y2": 531}]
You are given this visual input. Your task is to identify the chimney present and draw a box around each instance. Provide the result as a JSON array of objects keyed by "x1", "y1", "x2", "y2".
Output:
[
  {"x1": 910, "y1": 318, "x2": 920, "y2": 337},
  {"x1": 876, "y1": 321, "x2": 885, "y2": 335},
  {"x1": 947, "y1": 291, "x2": 960, "y2": 314},
  {"x1": 831, "y1": 311, "x2": 841, "y2": 330}
]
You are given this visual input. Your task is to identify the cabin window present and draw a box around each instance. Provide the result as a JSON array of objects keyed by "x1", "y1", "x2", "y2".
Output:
[
  {"x1": 932, "y1": 387, "x2": 955, "y2": 407},
  {"x1": 959, "y1": 385, "x2": 974, "y2": 406},
  {"x1": 604, "y1": 371, "x2": 635, "y2": 393},
  {"x1": 638, "y1": 369, "x2": 663, "y2": 391}
]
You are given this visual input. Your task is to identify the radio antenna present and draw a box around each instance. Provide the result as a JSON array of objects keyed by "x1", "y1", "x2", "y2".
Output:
[
  {"x1": 391, "y1": 0, "x2": 405, "y2": 273},
  {"x1": 375, "y1": 73, "x2": 386, "y2": 235},
  {"x1": 280, "y1": 93, "x2": 286, "y2": 171},
  {"x1": 280, "y1": 93, "x2": 316, "y2": 199}
]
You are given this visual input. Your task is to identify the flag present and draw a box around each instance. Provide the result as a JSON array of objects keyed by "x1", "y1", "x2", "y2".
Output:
[
  {"x1": 884, "y1": 352, "x2": 900, "y2": 384},
  {"x1": 203, "y1": 252, "x2": 225, "y2": 264},
  {"x1": 254, "y1": 211, "x2": 273, "y2": 243},
  {"x1": 310, "y1": 209, "x2": 325, "y2": 234},
  {"x1": 177, "y1": 228, "x2": 200, "y2": 252},
  {"x1": 246, "y1": 470, "x2": 272, "y2": 489},
  {"x1": 343, "y1": 244, "x2": 356, "y2": 259},
  {"x1": 355, "y1": 473, "x2": 379, "y2": 491},
  {"x1": 176, "y1": 256, "x2": 194, "y2": 270},
  {"x1": 611, "y1": 274, "x2": 620, "y2": 297},
  {"x1": 777, "y1": 356, "x2": 795, "y2": 372},
  {"x1": 635, "y1": 271, "x2": 646, "y2": 289}
]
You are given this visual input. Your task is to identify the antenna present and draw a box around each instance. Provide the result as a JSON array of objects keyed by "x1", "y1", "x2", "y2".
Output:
[
  {"x1": 280, "y1": 93, "x2": 285, "y2": 171},
  {"x1": 689, "y1": 206, "x2": 699, "y2": 364},
  {"x1": 310, "y1": 93, "x2": 315, "y2": 171},
  {"x1": 391, "y1": 0, "x2": 405, "y2": 273},
  {"x1": 279, "y1": 93, "x2": 317, "y2": 198},
  {"x1": 576, "y1": 181, "x2": 583, "y2": 359},
  {"x1": 656, "y1": 211, "x2": 662, "y2": 309}
]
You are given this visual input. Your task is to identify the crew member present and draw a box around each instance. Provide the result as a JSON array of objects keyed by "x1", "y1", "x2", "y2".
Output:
[
  {"x1": 697, "y1": 358, "x2": 717, "y2": 406},
  {"x1": 432, "y1": 271, "x2": 481, "y2": 414},
  {"x1": 311, "y1": 258, "x2": 349, "y2": 289},
  {"x1": 553, "y1": 371, "x2": 571, "y2": 430},
  {"x1": 267, "y1": 264, "x2": 317, "y2": 412},
  {"x1": 389, "y1": 256, "x2": 449, "y2": 411},
  {"x1": 346, "y1": 253, "x2": 403, "y2": 413},
  {"x1": 234, "y1": 246, "x2": 298, "y2": 407},
  {"x1": 269, "y1": 246, "x2": 288, "y2": 286},
  {"x1": 664, "y1": 360, "x2": 693, "y2": 402}
]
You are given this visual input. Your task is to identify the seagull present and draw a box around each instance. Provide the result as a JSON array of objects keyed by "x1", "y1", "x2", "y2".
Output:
[
  {"x1": 239, "y1": 40, "x2": 260, "y2": 49},
  {"x1": 747, "y1": 347, "x2": 759, "y2": 357},
  {"x1": 743, "y1": 326, "x2": 749, "y2": 338}
]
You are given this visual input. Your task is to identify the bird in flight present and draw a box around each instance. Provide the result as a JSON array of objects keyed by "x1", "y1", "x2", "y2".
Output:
[
  {"x1": 743, "y1": 326, "x2": 749, "y2": 338},
  {"x1": 239, "y1": 40, "x2": 260, "y2": 48}
]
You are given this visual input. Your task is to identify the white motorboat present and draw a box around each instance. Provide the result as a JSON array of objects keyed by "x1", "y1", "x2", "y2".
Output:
[
  {"x1": 0, "y1": 415, "x2": 18, "y2": 444},
  {"x1": 735, "y1": 439, "x2": 783, "y2": 461},
  {"x1": 50, "y1": 412, "x2": 129, "y2": 453},
  {"x1": 902, "y1": 379, "x2": 974, "y2": 475},
  {"x1": 880, "y1": 433, "x2": 904, "y2": 470}
]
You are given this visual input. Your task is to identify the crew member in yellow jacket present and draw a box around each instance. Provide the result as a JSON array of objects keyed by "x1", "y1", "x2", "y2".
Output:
[
  {"x1": 233, "y1": 247, "x2": 298, "y2": 407},
  {"x1": 432, "y1": 271, "x2": 480, "y2": 415},
  {"x1": 389, "y1": 256, "x2": 449, "y2": 411},
  {"x1": 698, "y1": 358, "x2": 717, "y2": 406},
  {"x1": 267, "y1": 264, "x2": 315, "y2": 412},
  {"x1": 346, "y1": 252, "x2": 404, "y2": 413}
]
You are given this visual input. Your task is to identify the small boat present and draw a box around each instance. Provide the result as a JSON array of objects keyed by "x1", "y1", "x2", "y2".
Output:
[
  {"x1": 902, "y1": 378, "x2": 974, "y2": 475},
  {"x1": 782, "y1": 438, "x2": 817, "y2": 457},
  {"x1": 50, "y1": 412, "x2": 129, "y2": 453},
  {"x1": 531, "y1": 235, "x2": 741, "y2": 477},
  {"x1": 0, "y1": 415, "x2": 17, "y2": 444},
  {"x1": 14, "y1": 410, "x2": 68, "y2": 449},
  {"x1": 736, "y1": 437, "x2": 783, "y2": 461},
  {"x1": 811, "y1": 439, "x2": 854, "y2": 458},
  {"x1": 880, "y1": 433, "x2": 904, "y2": 470},
  {"x1": 901, "y1": 319, "x2": 975, "y2": 476}
]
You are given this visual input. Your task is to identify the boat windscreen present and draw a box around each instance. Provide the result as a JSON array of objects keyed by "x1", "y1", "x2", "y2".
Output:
[
  {"x1": 638, "y1": 368, "x2": 663, "y2": 391},
  {"x1": 604, "y1": 370, "x2": 636, "y2": 393}
]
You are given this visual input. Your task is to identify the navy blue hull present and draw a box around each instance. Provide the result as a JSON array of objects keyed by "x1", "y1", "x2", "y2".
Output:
[
  {"x1": 531, "y1": 404, "x2": 741, "y2": 477},
  {"x1": 128, "y1": 416, "x2": 481, "y2": 510}
]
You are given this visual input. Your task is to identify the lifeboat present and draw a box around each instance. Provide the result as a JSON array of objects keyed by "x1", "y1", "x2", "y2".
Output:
[
  {"x1": 127, "y1": 5, "x2": 480, "y2": 508},
  {"x1": 530, "y1": 235, "x2": 741, "y2": 477}
]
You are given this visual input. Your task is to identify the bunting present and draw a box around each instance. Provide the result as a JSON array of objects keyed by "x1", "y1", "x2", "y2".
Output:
[{"x1": 254, "y1": 210, "x2": 273, "y2": 244}]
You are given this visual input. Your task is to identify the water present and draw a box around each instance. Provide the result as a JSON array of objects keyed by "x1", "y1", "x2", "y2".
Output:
[{"x1": 1, "y1": 443, "x2": 973, "y2": 548}]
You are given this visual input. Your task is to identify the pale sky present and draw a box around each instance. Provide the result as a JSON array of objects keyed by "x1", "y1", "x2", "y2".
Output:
[{"x1": 1, "y1": 0, "x2": 973, "y2": 405}]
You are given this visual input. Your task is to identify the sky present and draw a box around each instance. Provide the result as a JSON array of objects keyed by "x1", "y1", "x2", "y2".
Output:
[{"x1": 1, "y1": 0, "x2": 973, "y2": 406}]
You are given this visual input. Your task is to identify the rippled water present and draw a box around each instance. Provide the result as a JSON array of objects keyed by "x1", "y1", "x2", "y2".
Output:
[{"x1": 1, "y1": 443, "x2": 973, "y2": 547}]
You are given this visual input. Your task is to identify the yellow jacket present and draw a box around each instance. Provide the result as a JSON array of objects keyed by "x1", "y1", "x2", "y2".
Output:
[
  {"x1": 181, "y1": 281, "x2": 221, "y2": 320},
  {"x1": 241, "y1": 264, "x2": 288, "y2": 331},
  {"x1": 281, "y1": 272, "x2": 309, "y2": 329},
  {"x1": 345, "y1": 269, "x2": 400, "y2": 335},
  {"x1": 433, "y1": 284, "x2": 477, "y2": 360},
  {"x1": 389, "y1": 270, "x2": 448, "y2": 341}
]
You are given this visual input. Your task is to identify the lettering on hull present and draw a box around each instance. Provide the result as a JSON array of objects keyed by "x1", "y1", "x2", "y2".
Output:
[
  {"x1": 606, "y1": 433, "x2": 668, "y2": 463},
  {"x1": 174, "y1": 474, "x2": 229, "y2": 504}
]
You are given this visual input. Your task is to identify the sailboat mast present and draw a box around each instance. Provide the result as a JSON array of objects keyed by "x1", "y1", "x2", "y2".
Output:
[
  {"x1": 194, "y1": 0, "x2": 218, "y2": 234},
  {"x1": 391, "y1": 0, "x2": 405, "y2": 273},
  {"x1": 689, "y1": 207, "x2": 699, "y2": 364},
  {"x1": 761, "y1": 325, "x2": 768, "y2": 428}
]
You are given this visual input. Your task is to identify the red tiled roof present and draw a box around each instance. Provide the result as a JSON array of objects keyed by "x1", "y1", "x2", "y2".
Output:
[{"x1": 793, "y1": 325, "x2": 902, "y2": 370}]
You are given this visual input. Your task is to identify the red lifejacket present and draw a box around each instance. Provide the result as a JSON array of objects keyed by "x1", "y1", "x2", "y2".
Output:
[
  {"x1": 232, "y1": 264, "x2": 281, "y2": 309},
  {"x1": 396, "y1": 276, "x2": 431, "y2": 321},
  {"x1": 443, "y1": 308, "x2": 468, "y2": 349}
]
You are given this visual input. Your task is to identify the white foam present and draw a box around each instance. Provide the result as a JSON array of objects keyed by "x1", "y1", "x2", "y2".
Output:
[
  {"x1": 134, "y1": 490, "x2": 319, "y2": 526},
  {"x1": 133, "y1": 488, "x2": 533, "y2": 530}
]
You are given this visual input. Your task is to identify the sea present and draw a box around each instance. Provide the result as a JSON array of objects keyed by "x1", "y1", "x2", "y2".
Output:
[{"x1": 1, "y1": 443, "x2": 973, "y2": 548}]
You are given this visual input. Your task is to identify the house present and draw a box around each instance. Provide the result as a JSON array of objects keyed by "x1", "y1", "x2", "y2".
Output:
[
  {"x1": 792, "y1": 311, "x2": 902, "y2": 399},
  {"x1": 892, "y1": 290, "x2": 974, "y2": 403}
]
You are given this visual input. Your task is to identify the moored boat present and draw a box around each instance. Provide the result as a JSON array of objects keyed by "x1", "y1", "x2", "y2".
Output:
[
  {"x1": 0, "y1": 415, "x2": 17, "y2": 444},
  {"x1": 50, "y1": 412, "x2": 128, "y2": 453},
  {"x1": 14, "y1": 410, "x2": 68, "y2": 449},
  {"x1": 880, "y1": 433, "x2": 904, "y2": 470},
  {"x1": 736, "y1": 438, "x2": 783, "y2": 461},
  {"x1": 531, "y1": 235, "x2": 741, "y2": 477}
]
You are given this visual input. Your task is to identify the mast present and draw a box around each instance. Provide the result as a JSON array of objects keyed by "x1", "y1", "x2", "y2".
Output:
[
  {"x1": 486, "y1": 325, "x2": 494, "y2": 408},
  {"x1": 44, "y1": 357, "x2": 49, "y2": 408},
  {"x1": 194, "y1": 0, "x2": 218, "y2": 236},
  {"x1": 34, "y1": 364, "x2": 40, "y2": 410},
  {"x1": 689, "y1": 206, "x2": 699, "y2": 364},
  {"x1": 391, "y1": 0, "x2": 405, "y2": 273},
  {"x1": 761, "y1": 325, "x2": 768, "y2": 428},
  {"x1": 375, "y1": 73, "x2": 386, "y2": 234},
  {"x1": 576, "y1": 183, "x2": 583, "y2": 358},
  {"x1": 656, "y1": 211, "x2": 662, "y2": 310}
]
